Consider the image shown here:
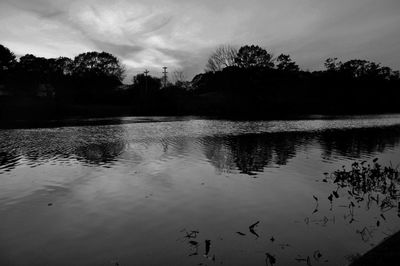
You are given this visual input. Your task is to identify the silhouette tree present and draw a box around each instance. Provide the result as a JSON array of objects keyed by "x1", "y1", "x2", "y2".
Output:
[
  {"x1": 18, "y1": 54, "x2": 50, "y2": 75},
  {"x1": 205, "y1": 45, "x2": 238, "y2": 72},
  {"x1": 235, "y1": 45, "x2": 274, "y2": 69},
  {"x1": 0, "y1": 44, "x2": 16, "y2": 72},
  {"x1": 67, "y1": 52, "x2": 125, "y2": 101},
  {"x1": 0, "y1": 44, "x2": 17, "y2": 89},
  {"x1": 14, "y1": 54, "x2": 52, "y2": 95},
  {"x1": 324, "y1": 57, "x2": 342, "y2": 71},
  {"x1": 132, "y1": 73, "x2": 162, "y2": 96},
  {"x1": 276, "y1": 54, "x2": 299, "y2": 72},
  {"x1": 45, "y1": 57, "x2": 74, "y2": 99},
  {"x1": 339, "y1": 59, "x2": 389, "y2": 79},
  {"x1": 72, "y1": 52, "x2": 125, "y2": 84},
  {"x1": 48, "y1": 57, "x2": 73, "y2": 76},
  {"x1": 1, "y1": 42, "x2": 400, "y2": 118}
]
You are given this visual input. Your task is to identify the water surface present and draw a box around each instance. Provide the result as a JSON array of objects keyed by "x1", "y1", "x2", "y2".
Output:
[{"x1": 1, "y1": 114, "x2": 400, "y2": 266}]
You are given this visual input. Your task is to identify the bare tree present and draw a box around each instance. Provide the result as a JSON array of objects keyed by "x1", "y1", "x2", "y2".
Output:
[
  {"x1": 172, "y1": 70, "x2": 191, "y2": 90},
  {"x1": 172, "y1": 70, "x2": 186, "y2": 84},
  {"x1": 205, "y1": 45, "x2": 238, "y2": 72}
]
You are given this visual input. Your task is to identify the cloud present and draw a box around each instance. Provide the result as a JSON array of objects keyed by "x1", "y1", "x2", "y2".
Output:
[{"x1": 1, "y1": 0, "x2": 400, "y2": 80}]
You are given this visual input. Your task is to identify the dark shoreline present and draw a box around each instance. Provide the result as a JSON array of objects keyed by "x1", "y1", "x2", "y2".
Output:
[
  {"x1": 350, "y1": 231, "x2": 400, "y2": 266},
  {"x1": 1, "y1": 107, "x2": 399, "y2": 129}
]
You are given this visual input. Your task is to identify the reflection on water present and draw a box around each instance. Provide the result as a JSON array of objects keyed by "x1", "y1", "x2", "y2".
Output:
[{"x1": 1, "y1": 115, "x2": 400, "y2": 266}]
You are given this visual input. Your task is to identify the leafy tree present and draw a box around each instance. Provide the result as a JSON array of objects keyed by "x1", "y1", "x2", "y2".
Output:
[
  {"x1": 235, "y1": 45, "x2": 274, "y2": 69},
  {"x1": 8, "y1": 54, "x2": 57, "y2": 96},
  {"x1": 205, "y1": 45, "x2": 238, "y2": 72},
  {"x1": 324, "y1": 57, "x2": 342, "y2": 71},
  {"x1": 48, "y1": 57, "x2": 73, "y2": 76},
  {"x1": 132, "y1": 73, "x2": 161, "y2": 96},
  {"x1": 17, "y1": 54, "x2": 51, "y2": 85},
  {"x1": 0, "y1": 44, "x2": 17, "y2": 71},
  {"x1": 72, "y1": 52, "x2": 125, "y2": 84},
  {"x1": 276, "y1": 54, "x2": 299, "y2": 72},
  {"x1": 0, "y1": 44, "x2": 17, "y2": 87},
  {"x1": 339, "y1": 59, "x2": 372, "y2": 78}
]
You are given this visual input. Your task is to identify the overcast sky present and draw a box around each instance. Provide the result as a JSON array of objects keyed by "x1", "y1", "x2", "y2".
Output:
[{"x1": 1, "y1": 0, "x2": 399, "y2": 80}]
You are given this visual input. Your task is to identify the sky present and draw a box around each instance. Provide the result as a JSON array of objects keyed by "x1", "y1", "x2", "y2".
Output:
[{"x1": 1, "y1": 0, "x2": 400, "y2": 81}]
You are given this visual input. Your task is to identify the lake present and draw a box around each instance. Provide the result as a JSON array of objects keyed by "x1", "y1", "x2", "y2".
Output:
[{"x1": 1, "y1": 115, "x2": 400, "y2": 266}]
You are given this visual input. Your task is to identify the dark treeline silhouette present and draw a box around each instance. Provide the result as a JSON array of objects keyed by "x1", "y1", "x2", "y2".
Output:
[
  {"x1": 192, "y1": 45, "x2": 400, "y2": 116},
  {"x1": 1, "y1": 43, "x2": 399, "y2": 121}
]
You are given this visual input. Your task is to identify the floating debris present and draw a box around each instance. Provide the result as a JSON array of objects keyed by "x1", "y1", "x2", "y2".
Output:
[
  {"x1": 205, "y1": 240, "x2": 211, "y2": 256},
  {"x1": 249, "y1": 221, "x2": 260, "y2": 238},
  {"x1": 312, "y1": 195, "x2": 319, "y2": 214},
  {"x1": 265, "y1": 253, "x2": 276, "y2": 266},
  {"x1": 313, "y1": 250, "x2": 322, "y2": 261},
  {"x1": 328, "y1": 194, "x2": 333, "y2": 202},
  {"x1": 189, "y1": 240, "x2": 199, "y2": 246},
  {"x1": 236, "y1": 232, "x2": 246, "y2": 236},
  {"x1": 249, "y1": 221, "x2": 260, "y2": 228},
  {"x1": 333, "y1": 191, "x2": 339, "y2": 198},
  {"x1": 306, "y1": 256, "x2": 312, "y2": 266},
  {"x1": 356, "y1": 227, "x2": 372, "y2": 242},
  {"x1": 278, "y1": 243, "x2": 291, "y2": 250},
  {"x1": 184, "y1": 230, "x2": 199, "y2": 239}
]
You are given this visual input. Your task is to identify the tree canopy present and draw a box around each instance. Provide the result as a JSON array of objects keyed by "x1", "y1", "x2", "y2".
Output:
[
  {"x1": 276, "y1": 54, "x2": 299, "y2": 72},
  {"x1": 72, "y1": 52, "x2": 125, "y2": 83},
  {"x1": 0, "y1": 44, "x2": 16, "y2": 71},
  {"x1": 235, "y1": 45, "x2": 274, "y2": 69}
]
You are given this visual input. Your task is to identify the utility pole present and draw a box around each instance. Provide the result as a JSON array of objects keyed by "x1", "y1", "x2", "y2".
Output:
[
  {"x1": 144, "y1": 69, "x2": 149, "y2": 96},
  {"x1": 162, "y1": 67, "x2": 168, "y2": 88}
]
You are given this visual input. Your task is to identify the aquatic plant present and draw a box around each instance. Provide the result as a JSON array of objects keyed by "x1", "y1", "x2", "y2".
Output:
[{"x1": 326, "y1": 159, "x2": 400, "y2": 213}]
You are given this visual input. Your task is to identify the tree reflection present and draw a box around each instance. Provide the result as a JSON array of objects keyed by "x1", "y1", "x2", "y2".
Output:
[
  {"x1": 0, "y1": 124, "x2": 128, "y2": 169},
  {"x1": 74, "y1": 141, "x2": 126, "y2": 165},
  {"x1": 0, "y1": 151, "x2": 20, "y2": 173},
  {"x1": 203, "y1": 133, "x2": 302, "y2": 175},
  {"x1": 318, "y1": 126, "x2": 400, "y2": 159},
  {"x1": 1, "y1": 124, "x2": 400, "y2": 173},
  {"x1": 203, "y1": 126, "x2": 400, "y2": 176}
]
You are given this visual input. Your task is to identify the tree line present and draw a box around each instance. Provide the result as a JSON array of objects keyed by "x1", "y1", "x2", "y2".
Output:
[
  {"x1": 0, "y1": 45, "x2": 125, "y2": 102},
  {"x1": 0, "y1": 43, "x2": 399, "y2": 119},
  {"x1": 194, "y1": 45, "x2": 400, "y2": 115}
]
